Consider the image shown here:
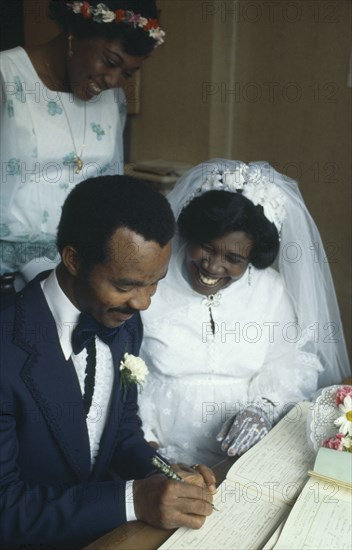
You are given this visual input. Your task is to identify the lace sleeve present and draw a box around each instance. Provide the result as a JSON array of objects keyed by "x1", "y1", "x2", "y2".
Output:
[{"x1": 248, "y1": 283, "x2": 323, "y2": 421}]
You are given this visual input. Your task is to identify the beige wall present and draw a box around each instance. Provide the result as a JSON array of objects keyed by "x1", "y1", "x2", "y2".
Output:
[
  {"x1": 23, "y1": 0, "x2": 351, "y2": 360},
  {"x1": 130, "y1": 0, "x2": 214, "y2": 162}
]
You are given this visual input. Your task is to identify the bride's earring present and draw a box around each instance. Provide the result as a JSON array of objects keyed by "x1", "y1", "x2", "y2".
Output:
[{"x1": 247, "y1": 264, "x2": 252, "y2": 286}]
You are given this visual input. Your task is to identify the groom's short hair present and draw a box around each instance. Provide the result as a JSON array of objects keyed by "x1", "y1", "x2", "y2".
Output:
[{"x1": 57, "y1": 175, "x2": 175, "y2": 269}]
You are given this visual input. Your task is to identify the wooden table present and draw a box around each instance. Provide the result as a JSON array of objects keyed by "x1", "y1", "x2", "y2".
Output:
[{"x1": 83, "y1": 459, "x2": 234, "y2": 550}]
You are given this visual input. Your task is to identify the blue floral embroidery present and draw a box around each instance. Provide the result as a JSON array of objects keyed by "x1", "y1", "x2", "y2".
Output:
[
  {"x1": 14, "y1": 76, "x2": 25, "y2": 103},
  {"x1": 7, "y1": 100, "x2": 14, "y2": 118},
  {"x1": 0, "y1": 241, "x2": 59, "y2": 272},
  {"x1": 42, "y1": 210, "x2": 49, "y2": 224},
  {"x1": 100, "y1": 163, "x2": 111, "y2": 174},
  {"x1": 0, "y1": 242, "x2": 17, "y2": 271},
  {"x1": 6, "y1": 158, "x2": 21, "y2": 176},
  {"x1": 0, "y1": 224, "x2": 11, "y2": 238},
  {"x1": 47, "y1": 101, "x2": 63, "y2": 116},
  {"x1": 91, "y1": 123, "x2": 105, "y2": 141},
  {"x1": 63, "y1": 152, "x2": 77, "y2": 166}
]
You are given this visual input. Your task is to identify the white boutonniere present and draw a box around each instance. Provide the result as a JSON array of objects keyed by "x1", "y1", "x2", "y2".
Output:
[{"x1": 120, "y1": 353, "x2": 149, "y2": 401}]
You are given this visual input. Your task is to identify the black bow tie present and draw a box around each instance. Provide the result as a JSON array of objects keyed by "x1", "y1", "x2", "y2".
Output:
[
  {"x1": 71, "y1": 313, "x2": 120, "y2": 355},
  {"x1": 71, "y1": 313, "x2": 121, "y2": 417}
]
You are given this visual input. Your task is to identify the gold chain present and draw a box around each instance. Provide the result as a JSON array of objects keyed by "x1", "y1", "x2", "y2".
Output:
[
  {"x1": 44, "y1": 58, "x2": 86, "y2": 174},
  {"x1": 57, "y1": 94, "x2": 86, "y2": 174}
]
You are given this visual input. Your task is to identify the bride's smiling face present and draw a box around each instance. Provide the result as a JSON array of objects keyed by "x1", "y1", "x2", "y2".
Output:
[{"x1": 185, "y1": 231, "x2": 253, "y2": 296}]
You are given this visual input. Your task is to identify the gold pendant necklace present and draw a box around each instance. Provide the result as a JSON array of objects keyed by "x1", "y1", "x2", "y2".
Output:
[
  {"x1": 44, "y1": 58, "x2": 86, "y2": 174},
  {"x1": 57, "y1": 94, "x2": 86, "y2": 174},
  {"x1": 75, "y1": 157, "x2": 84, "y2": 172}
]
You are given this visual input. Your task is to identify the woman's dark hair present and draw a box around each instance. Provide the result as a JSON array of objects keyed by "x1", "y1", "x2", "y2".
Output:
[
  {"x1": 178, "y1": 190, "x2": 280, "y2": 269},
  {"x1": 57, "y1": 175, "x2": 175, "y2": 270},
  {"x1": 49, "y1": 1, "x2": 160, "y2": 56}
]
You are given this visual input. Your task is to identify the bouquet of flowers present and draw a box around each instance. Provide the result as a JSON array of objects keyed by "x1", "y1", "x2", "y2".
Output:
[
  {"x1": 322, "y1": 386, "x2": 352, "y2": 452},
  {"x1": 309, "y1": 385, "x2": 352, "y2": 452}
]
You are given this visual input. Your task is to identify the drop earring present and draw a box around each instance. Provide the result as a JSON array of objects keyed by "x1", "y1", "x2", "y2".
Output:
[
  {"x1": 68, "y1": 34, "x2": 73, "y2": 57},
  {"x1": 247, "y1": 264, "x2": 252, "y2": 286}
]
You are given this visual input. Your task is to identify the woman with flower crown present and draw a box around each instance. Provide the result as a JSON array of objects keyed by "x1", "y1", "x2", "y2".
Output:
[
  {"x1": 138, "y1": 159, "x2": 350, "y2": 467},
  {"x1": 0, "y1": 1, "x2": 165, "y2": 291}
]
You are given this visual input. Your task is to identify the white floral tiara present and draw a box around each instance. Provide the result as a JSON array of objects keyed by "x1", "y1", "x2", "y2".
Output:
[
  {"x1": 67, "y1": 2, "x2": 165, "y2": 47},
  {"x1": 185, "y1": 164, "x2": 286, "y2": 233}
]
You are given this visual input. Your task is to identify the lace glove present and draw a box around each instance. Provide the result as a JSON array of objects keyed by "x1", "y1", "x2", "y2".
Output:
[{"x1": 216, "y1": 405, "x2": 272, "y2": 457}]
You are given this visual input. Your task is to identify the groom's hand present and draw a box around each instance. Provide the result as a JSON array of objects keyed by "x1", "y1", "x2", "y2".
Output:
[
  {"x1": 172, "y1": 463, "x2": 217, "y2": 494},
  {"x1": 133, "y1": 473, "x2": 214, "y2": 529}
]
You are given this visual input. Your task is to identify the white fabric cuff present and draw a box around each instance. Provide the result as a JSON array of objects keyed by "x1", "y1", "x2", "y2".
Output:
[{"x1": 125, "y1": 480, "x2": 137, "y2": 522}]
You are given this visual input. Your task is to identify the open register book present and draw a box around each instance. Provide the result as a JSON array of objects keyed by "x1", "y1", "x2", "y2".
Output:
[
  {"x1": 159, "y1": 401, "x2": 317, "y2": 550},
  {"x1": 273, "y1": 446, "x2": 352, "y2": 549}
]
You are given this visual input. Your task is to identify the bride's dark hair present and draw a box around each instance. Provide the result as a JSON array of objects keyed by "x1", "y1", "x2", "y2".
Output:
[{"x1": 178, "y1": 190, "x2": 280, "y2": 269}]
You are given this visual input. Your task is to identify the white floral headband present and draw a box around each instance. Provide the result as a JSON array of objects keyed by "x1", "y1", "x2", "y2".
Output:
[
  {"x1": 67, "y1": 2, "x2": 166, "y2": 47},
  {"x1": 184, "y1": 164, "x2": 286, "y2": 233}
]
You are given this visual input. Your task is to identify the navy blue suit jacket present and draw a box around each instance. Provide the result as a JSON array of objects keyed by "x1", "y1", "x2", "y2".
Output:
[{"x1": 0, "y1": 273, "x2": 156, "y2": 549}]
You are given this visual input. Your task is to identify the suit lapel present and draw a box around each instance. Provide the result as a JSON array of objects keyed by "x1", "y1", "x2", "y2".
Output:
[{"x1": 15, "y1": 277, "x2": 91, "y2": 480}]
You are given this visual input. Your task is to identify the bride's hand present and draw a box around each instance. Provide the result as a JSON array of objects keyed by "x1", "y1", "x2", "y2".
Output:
[{"x1": 216, "y1": 406, "x2": 272, "y2": 457}]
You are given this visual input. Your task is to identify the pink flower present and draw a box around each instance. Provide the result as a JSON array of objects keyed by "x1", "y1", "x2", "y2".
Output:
[
  {"x1": 126, "y1": 11, "x2": 142, "y2": 25},
  {"x1": 335, "y1": 385, "x2": 352, "y2": 406},
  {"x1": 322, "y1": 433, "x2": 344, "y2": 451}
]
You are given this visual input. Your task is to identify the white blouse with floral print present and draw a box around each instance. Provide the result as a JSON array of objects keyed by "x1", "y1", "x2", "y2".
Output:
[{"x1": 0, "y1": 47, "x2": 126, "y2": 274}]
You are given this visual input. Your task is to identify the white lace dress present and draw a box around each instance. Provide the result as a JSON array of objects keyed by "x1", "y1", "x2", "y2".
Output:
[
  {"x1": 0, "y1": 47, "x2": 126, "y2": 274},
  {"x1": 139, "y1": 253, "x2": 323, "y2": 466}
]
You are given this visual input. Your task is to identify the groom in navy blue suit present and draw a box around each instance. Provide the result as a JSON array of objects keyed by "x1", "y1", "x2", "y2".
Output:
[{"x1": 0, "y1": 176, "x2": 215, "y2": 549}]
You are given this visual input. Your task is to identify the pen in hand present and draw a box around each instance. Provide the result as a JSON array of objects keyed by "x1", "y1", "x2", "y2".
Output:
[
  {"x1": 151, "y1": 455, "x2": 184, "y2": 481},
  {"x1": 151, "y1": 456, "x2": 219, "y2": 511}
]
